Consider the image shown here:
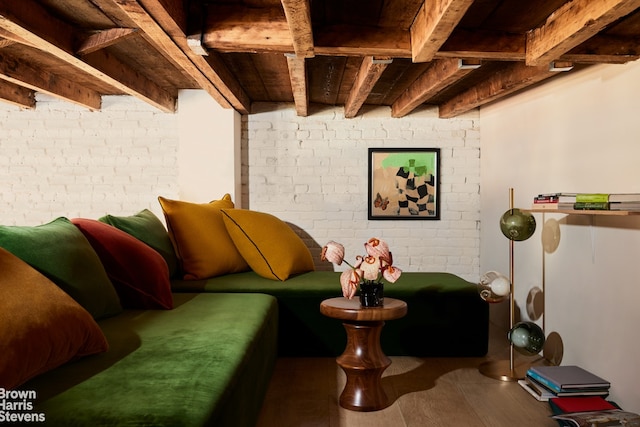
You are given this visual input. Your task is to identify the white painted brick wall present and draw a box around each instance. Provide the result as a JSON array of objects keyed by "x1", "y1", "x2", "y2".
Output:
[
  {"x1": 243, "y1": 103, "x2": 481, "y2": 281},
  {"x1": 0, "y1": 95, "x2": 178, "y2": 226},
  {"x1": 0, "y1": 94, "x2": 481, "y2": 282}
]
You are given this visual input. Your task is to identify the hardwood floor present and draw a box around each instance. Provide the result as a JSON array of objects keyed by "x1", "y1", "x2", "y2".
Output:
[{"x1": 256, "y1": 325, "x2": 556, "y2": 427}]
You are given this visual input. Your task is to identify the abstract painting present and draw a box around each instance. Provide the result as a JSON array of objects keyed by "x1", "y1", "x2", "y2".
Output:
[{"x1": 368, "y1": 148, "x2": 440, "y2": 220}]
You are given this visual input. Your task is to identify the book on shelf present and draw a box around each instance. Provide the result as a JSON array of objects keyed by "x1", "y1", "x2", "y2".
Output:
[
  {"x1": 527, "y1": 365, "x2": 610, "y2": 391},
  {"x1": 535, "y1": 193, "x2": 577, "y2": 202},
  {"x1": 535, "y1": 194, "x2": 559, "y2": 203},
  {"x1": 532, "y1": 201, "x2": 559, "y2": 210},
  {"x1": 610, "y1": 201, "x2": 640, "y2": 211},
  {"x1": 532, "y1": 193, "x2": 578, "y2": 211},
  {"x1": 575, "y1": 193, "x2": 610, "y2": 203},
  {"x1": 609, "y1": 193, "x2": 640, "y2": 202},
  {"x1": 573, "y1": 202, "x2": 610, "y2": 210}
]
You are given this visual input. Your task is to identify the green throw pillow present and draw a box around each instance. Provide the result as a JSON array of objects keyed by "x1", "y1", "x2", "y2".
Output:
[
  {"x1": 0, "y1": 217, "x2": 122, "y2": 319},
  {"x1": 99, "y1": 209, "x2": 179, "y2": 278}
]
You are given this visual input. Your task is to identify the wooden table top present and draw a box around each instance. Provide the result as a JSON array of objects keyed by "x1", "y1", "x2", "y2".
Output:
[{"x1": 320, "y1": 297, "x2": 407, "y2": 322}]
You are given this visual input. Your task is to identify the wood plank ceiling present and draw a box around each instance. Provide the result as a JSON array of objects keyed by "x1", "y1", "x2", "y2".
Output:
[{"x1": 0, "y1": 0, "x2": 639, "y2": 118}]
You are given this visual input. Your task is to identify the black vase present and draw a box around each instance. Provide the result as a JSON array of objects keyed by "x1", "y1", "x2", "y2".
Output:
[{"x1": 359, "y1": 282, "x2": 384, "y2": 307}]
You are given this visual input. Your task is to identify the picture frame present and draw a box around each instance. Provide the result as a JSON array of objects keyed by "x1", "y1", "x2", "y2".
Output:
[{"x1": 368, "y1": 148, "x2": 440, "y2": 220}]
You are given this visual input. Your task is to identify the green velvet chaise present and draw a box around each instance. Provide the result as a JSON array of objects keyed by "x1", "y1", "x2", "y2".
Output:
[
  {"x1": 172, "y1": 271, "x2": 489, "y2": 358},
  {"x1": 23, "y1": 293, "x2": 278, "y2": 427}
]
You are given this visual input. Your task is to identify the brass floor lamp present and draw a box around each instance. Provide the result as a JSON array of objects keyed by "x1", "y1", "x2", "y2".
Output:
[{"x1": 479, "y1": 188, "x2": 544, "y2": 382}]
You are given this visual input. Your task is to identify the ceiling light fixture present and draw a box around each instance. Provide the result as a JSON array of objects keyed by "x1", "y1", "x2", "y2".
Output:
[{"x1": 458, "y1": 59, "x2": 482, "y2": 70}]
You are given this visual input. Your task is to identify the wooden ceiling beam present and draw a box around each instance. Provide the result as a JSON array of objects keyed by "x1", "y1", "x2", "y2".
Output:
[
  {"x1": 392, "y1": 58, "x2": 479, "y2": 118},
  {"x1": 0, "y1": 79, "x2": 35, "y2": 109},
  {"x1": 204, "y1": 5, "x2": 293, "y2": 53},
  {"x1": 440, "y1": 29, "x2": 640, "y2": 63},
  {"x1": 0, "y1": 0, "x2": 176, "y2": 112},
  {"x1": 562, "y1": 34, "x2": 640, "y2": 63},
  {"x1": 0, "y1": 37, "x2": 14, "y2": 48},
  {"x1": 438, "y1": 62, "x2": 562, "y2": 118},
  {"x1": 203, "y1": 11, "x2": 640, "y2": 65},
  {"x1": 77, "y1": 28, "x2": 138, "y2": 56},
  {"x1": 285, "y1": 55, "x2": 308, "y2": 116},
  {"x1": 526, "y1": 0, "x2": 640, "y2": 66},
  {"x1": 410, "y1": 0, "x2": 474, "y2": 63},
  {"x1": 344, "y1": 56, "x2": 391, "y2": 118},
  {"x1": 132, "y1": 0, "x2": 250, "y2": 113},
  {"x1": 281, "y1": 0, "x2": 314, "y2": 58},
  {"x1": 0, "y1": 50, "x2": 102, "y2": 109}
]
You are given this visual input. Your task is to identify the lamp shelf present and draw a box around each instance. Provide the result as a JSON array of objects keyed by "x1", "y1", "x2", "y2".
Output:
[{"x1": 527, "y1": 209, "x2": 640, "y2": 216}]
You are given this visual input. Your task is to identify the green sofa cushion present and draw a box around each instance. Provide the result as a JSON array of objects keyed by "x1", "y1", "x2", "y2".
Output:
[
  {"x1": 172, "y1": 271, "x2": 489, "y2": 357},
  {"x1": 25, "y1": 293, "x2": 278, "y2": 427},
  {"x1": 99, "y1": 209, "x2": 179, "y2": 279}
]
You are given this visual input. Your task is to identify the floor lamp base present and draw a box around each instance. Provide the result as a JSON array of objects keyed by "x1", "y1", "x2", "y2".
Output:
[{"x1": 479, "y1": 359, "x2": 530, "y2": 382}]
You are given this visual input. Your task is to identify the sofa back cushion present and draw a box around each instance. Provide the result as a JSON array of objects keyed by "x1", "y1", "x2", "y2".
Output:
[
  {"x1": 221, "y1": 209, "x2": 315, "y2": 281},
  {"x1": 158, "y1": 194, "x2": 249, "y2": 280},
  {"x1": 72, "y1": 218, "x2": 173, "y2": 310},
  {"x1": 0, "y1": 247, "x2": 109, "y2": 390},
  {"x1": 99, "y1": 209, "x2": 179, "y2": 279},
  {"x1": 0, "y1": 217, "x2": 122, "y2": 319}
]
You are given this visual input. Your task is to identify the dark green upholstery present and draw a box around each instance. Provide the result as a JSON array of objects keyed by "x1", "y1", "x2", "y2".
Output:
[
  {"x1": 23, "y1": 293, "x2": 278, "y2": 427},
  {"x1": 172, "y1": 271, "x2": 489, "y2": 357}
]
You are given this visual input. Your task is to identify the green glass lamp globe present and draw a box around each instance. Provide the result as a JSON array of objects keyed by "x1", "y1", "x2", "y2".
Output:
[
  {"x1": 500, "y1": 208, "x2": 536, "y2": 241},
  {"x1": 508, "y1": 321, "x2": 545, "y2": 356}
]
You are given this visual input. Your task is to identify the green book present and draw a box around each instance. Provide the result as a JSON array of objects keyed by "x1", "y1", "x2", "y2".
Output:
[
  {"x1": 573, "y1": 202, "x2": 610, "y2": 210},
  {"x1": 575, "y1": 193, "x2": 609, "y2": 203}
]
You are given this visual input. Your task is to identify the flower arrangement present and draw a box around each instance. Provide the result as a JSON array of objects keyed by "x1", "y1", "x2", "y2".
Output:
[{"x1": 321, "y1": 238, "x2": 402, "y2": 299}]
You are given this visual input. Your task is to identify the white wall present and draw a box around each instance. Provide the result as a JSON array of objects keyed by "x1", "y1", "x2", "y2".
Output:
[
  {"x1": 0, "y1": 94, "x2": 179, "y2": 225},
  {"x1": 481, "y1": 61, "x2": 640, "y2": 411},
  {"x1": 177, "y1": 90, "x2": 242, "y2": 205},
  {"x1": 243, "y1": 103, "x2": 481, "y2": 280}
]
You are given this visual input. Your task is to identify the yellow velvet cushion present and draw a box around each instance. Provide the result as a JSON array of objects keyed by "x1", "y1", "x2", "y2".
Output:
[
  {"x1": 0, "y1": 247, "x2": 109, "y2": 390},
  {"x1": 158, "y1": 194, "x2": 249, "y2": 280},
  {"x1": 221, "y1": 209, "x2": 315, "y2": 281}
]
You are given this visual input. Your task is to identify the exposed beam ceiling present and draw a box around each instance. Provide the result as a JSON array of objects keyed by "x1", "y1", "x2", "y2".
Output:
[{"x1": 0, "y1": 0, "x2": 638, "y2": 119}]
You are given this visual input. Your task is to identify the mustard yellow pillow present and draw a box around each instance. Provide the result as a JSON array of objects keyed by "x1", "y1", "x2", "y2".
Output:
[
  {"x1": 221, "y1": 209, "x2": 315, "y2": 281},
  {"x1": 158, "y1": 194, "x2": 249, "y2": 280}
]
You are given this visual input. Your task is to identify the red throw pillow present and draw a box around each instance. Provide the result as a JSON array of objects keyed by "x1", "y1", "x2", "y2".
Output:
[{"x1": 71, "y1": 218, "x2": 173, "y2": 310}]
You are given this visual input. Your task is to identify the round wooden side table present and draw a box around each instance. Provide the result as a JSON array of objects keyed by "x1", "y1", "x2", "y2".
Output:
[{"x1": 320, "y1": 297, "x2": 408, "y2": 412}]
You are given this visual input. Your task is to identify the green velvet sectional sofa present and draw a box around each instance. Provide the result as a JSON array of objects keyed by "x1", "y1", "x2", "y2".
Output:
[{"x1": 0, "y1": 194, "x2": 488, "y2": 426}]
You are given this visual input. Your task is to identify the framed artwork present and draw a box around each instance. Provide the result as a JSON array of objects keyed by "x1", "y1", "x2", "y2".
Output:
[{"x1": 368, "y1": 148, "x2": 440, "y2": 220}]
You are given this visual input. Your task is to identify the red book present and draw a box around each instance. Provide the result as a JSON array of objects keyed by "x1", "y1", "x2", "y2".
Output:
[{"x1": 551, "y1": 396, "x2": 616, "y2": 413}]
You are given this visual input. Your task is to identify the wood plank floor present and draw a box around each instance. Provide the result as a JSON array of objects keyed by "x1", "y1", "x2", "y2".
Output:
[{"x1": 256, "y1": 326, "x2": 556, "y2": 427}]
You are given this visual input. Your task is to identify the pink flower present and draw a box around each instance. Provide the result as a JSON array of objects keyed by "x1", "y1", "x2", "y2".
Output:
[
  {"x1": 340, "y1": 269, "x2": 360, "y2": 299},
  {"x1": 322, "y1": 238, "x2": 402, "y2": 298},
  {"x1": 360, "y1": 255, "x2": 380, "y2": 281},
  {"x1": 382, "y1": 265, "x2": 402, "y2": 283},
  {"x1": 321, "y1": 241, "x2": 344, "y2": 265},
  {"x1": 365, "y1": 238, "x2": 391, "y2": 263}
]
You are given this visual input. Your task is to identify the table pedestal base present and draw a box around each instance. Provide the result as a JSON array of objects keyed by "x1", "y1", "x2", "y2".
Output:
[{"x1": 336, "y1": 321, "x2": 391, "y2": 412}]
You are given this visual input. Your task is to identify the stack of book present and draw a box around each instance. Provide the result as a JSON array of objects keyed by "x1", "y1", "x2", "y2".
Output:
[
  {"x1": 609, "y1": 193, "x2": 640, "y2": 211},
  {"x1": 531, "y1": 193, "x2": 640, "y2": 211},
  {"x1": 519, "y1": 365, "x2": 611, "y2": 401},
  {"x1": 573, "y1": 193, "x2": 610, "y2": 211},
  {"x1": 531, "y1": 193, "x2": 576, "y2": 210}
]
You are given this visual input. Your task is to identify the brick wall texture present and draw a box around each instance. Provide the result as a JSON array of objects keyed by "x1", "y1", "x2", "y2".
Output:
[
  {"x1": 0, "y1": 95, "x2": 178, "y2": 226},
  {"x1": 0, "y1": 96, "x2": 479, "y2": 281},
  {"x1": 243, "y1": 103, "x2": 480, "y2": 280}
]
